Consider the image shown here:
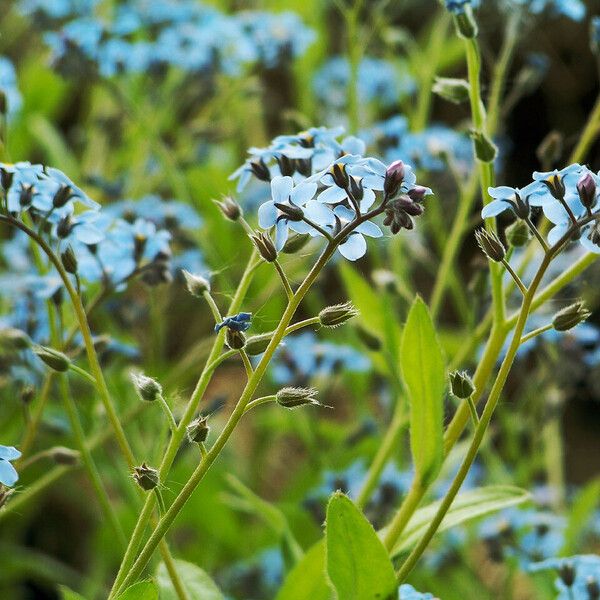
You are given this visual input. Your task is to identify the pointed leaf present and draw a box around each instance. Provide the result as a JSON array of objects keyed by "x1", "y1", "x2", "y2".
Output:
[
  {"x1": 156, "y1": 560, "x2": 224, "y2": 600},
  {"x1": 326, "y1": 492, "x2": 396, "y2": 600},
  {"x1": 400, "y1": 296, "x2": 445, "y2": 485},
  {"x1": 389, "y1": 485, "x2": 530, "y2": 558},
  {"x1": 116, "y1": 581, "x2": 158, "y2": 600},
  {"x1": 275, "y1": 542, "x2": 332, "y2": 600}
]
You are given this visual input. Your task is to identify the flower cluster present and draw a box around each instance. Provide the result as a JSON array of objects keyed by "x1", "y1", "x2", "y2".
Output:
[
  {"x1": 529, "y1": 555, "x2": 600, "y2": 599},
  {"x1": 312, "y1": 56, "x2": 414, "y2": 111},
  {"x1": 23, "y1": 1, "x2": 314, "y2": 78},
  {"x1": 485, "y1": 163, "x2": 600, "y2": 253},
  {"x1": 0, "y1": 56, "x2": 22, "y2": 117},
  {"x1": 444, "y1": 0, "x2": 585, "y2": 20}
]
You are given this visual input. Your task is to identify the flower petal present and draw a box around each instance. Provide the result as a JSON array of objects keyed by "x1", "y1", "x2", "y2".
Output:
[
  {"x1": 0, "y1": 458, "x2": 19, "y2": 487},
  {"x1": 304, "y1": 200, "x2": 336, "y2": 226},
  {"x1": 356, "y1": 220, "x2": 383, "y2": 238},
  {"x1": 290, "y1": 181, "x2": 317, "y2": 206},
  {"x1": 338, "y1": 233, "x2": 367, "y2": 261},
  {"x1": 481, "y1": 199, "x2": 510, "y2": 218},
  {"x1": 0, "y1": 445, "x2": 21, "y2": 461},
  {"x1": 271, "y1": 176, "x2": 294, "y2": 204},
  {"x1": 318, "y1": 185, "x2": 348, "y2": 204},
  {"x1": 258, "y1": 201, "x2": 277, "y2": 229}
]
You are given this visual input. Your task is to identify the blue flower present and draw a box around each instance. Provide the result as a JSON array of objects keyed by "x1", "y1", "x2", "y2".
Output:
[
  {"x1": 257, "y1": 176, "x2": 317, "y2": 250},
  {"x1": 0, "y1": 445, "x2": 21, "y2": 487},
  {"x1": 215, "y1": 312, "x2": 252, "y2": 333},
  {"x1": 483, "y1": 181, "x2": 544, "y2": 218},
  {"x1": 528, "y1": 555, "x2": 600, "y2": 599},
  {"x1": 398, "y1": 584, "x2": 435, "y2": 599},
  {"x1": 0, "y1": 56, "x2": 22, "y2": 117}
]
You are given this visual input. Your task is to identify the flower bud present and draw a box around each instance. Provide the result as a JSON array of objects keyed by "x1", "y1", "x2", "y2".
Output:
[
  {"x1": 276, "y1": 387, "x2": 320, "y2": 409},
  {"x1": 282, "y1": 233, "x2": 310, "y2": 254},
  {"x1": 131, "y1": 372, "x2": 163, "y2": 402},
  {"x1": 20, "y1": 385, "x2": 35, "y2": 405},
  {"x1": 470, "y1": 131, "x2": 497, "y2": 163},
  {"x1": 245, "y1": 333, "x2": 272, "y2": 355},
  {"x1": 452, "y1": 4, "x2": 478, "y2": 38},
  {"x1": 53, "y1": 185, "x2": 73, "y2": 209},
  {"x1": 0, "y1": 327, "x2": 31, "y2": 351},
  {"x1": 226, "y1": 328, "x2": 246, "y2": 350},
  {"x1": 214, "y1": 196, "x2": 242, "y2": 221},
  {"x1": 250, "y1": 158, "x2": 271, "y2": 182},
  {"x1": 407, "y1": 186, "x2": 430, "y2": 202},
  {"x1": 61, "y1": 245, "x2": 78, "y2": 275},
  {"x1": 133, "y1": 463, "x2": 159, "y2": 491},
  {"x1": 536, "y1": 131, "x2": 563, "y2": 168},
  {"x1": 355, "y1": 325, "x2": 382, "y2": 351},
  {"x1": 449, "y1": 370, "x2": 476, "y2": 399},
  {"x1": 330, "y1": 163, "x2": 350, "y2": 189},
  {"x1": 577, "y1": 172, "x2": 597, "y2": 210},
  {"x1": 433, "y1": 77, "x2": 470, "y2": 104},
  {"x1": 384, "y1": 160, "x2": 405, "y2": 198},
  {"x1": 475, "y1": 229, "x2": 506, "y2": 262},
  {"x1": 274, "y1": 202, "x2": 304, "y2": 222},
  {"x1": 182, "y1": 269, "x2": 211, "y2": 297},
  {"x1": 506, "y1": 220, "x2": 531, "y2": 248},
  {"x1": 558, "y1": 563, "x2": 576, "y2": 587},
  {"x1": 186, "y1": 416, "x2": 210, "y2": 444},
  {"x1": 552, "y1": 301, "x2": 591, "y2": 332},
  {"x1": 34, "y1": 345, "x2": 71, "y2": 372},
  {"x1": 251, "y1": 231, "x2": 277, "y2": 262},
  {"x1": 51, "y1": 446, "x2": 80, "y2": 466},
  {"x1": 319, "y1": 302, "x2": 359, "y2": 328}
]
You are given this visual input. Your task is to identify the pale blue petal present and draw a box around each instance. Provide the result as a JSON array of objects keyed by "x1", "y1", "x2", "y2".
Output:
[
  {"x1": 581, "y1": 232, "x2": 600, "y2": 254},
  {"x1": 271, "y1": 176, "x2": 294, "y2": 204},
  {"x1": 75, "y1": 224, "x2": 105, "y2": 245},
  {"x1": 274, "y1": 219, "x2": 289, "y2": 251},
  {"x1": 547, "y1": 224, "x2": 569, "y2": 246},
  {"x1": 304, "y1": 201, "x2": 336, "y2": 226},
  {"x1": 0, "y1": 459, "x2": 19, "y2": 486},
  {"x1": 359, "y1": 188, "x2": 376, "y2": 211},
  {"x1": 290, "y1": 221, "x2": 312, "y2": 234},
  {"x1": 356, "y1": 220, "x2": 383, "y2": 238},
  {"x1": 258, "y1": 201, "x2": 277, "y2": 229},
  {"x1": 338, "y1": 233, "x2": 367, "y2": 261},
  {"x1": 318, "y1": 185, "x2": 347, "y2": 204},
  {"x1": 488, "y1": 186, "x2": 516, "y2": 200},
  {"x1": 481, "y1": 199, "x2": 510, "y2": 218},
  {"x1": 333, "y1": 205, "x2": 356, "y2": 221},
  {"x1": 341, "y1": 136, "x2": 365, "y2": 155},
  {"x1": 290, "y1": 181, "x2": 317, "y2": 206},
  {"x1": 541, "y1": 201, "x2": 570, "y2": 224},
  {"x1": 0, "y1": 445, "x2": 21, "y2": 460}
]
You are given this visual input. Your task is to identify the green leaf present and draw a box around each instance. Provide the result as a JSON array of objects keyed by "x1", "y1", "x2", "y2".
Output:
[
  {"x1": 116, "y1": 581, "x2": 158, "y2": 600},
  {"x1": 58, "y1": 587, "x2": 86, "y2": 600},
  {"x1": 389, "y1": 485, "x2": 530, "y2": 558},
  {"x1": 275, "y1": 542, "x2": 332, "y2": 600},
  {"x1": 561, "y1": 478, "x2": 600, "y2": 555},
  {"x1": 326, "y1": 492, "x2": 396, "y2": 600},
  {"x1": 400, "y1": 296, "x2": 446, "y2": 485},
  {"x1": 156, "y1": 560, "x2": 224, "y2": 600}
]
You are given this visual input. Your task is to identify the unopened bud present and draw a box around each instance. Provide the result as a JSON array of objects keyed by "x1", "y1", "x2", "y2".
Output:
[
  {"x1": 449, "y1": 370, "x2": 476, "y2": 399},
  {"x1": 384, "y1": 160, "x2": 405, "y2": 198},
  {"x1": 470, "y1": 131, "x2": 497, "y2": 163},
  {"x1": 131, "y1": 372, "x2": 163, "y2": 402},
  {"x1": 319, "y1": 302, "x2": 359, "y2": 328},
  {"x1": 226, "y1": 328, "x2": 246, "y2": 350},
  {"x1": 282, "y1": 233, "x2": 310, "y2": 254},
  {"x1": 274, "y1": 202, "x2": 304, "y2": 222},
  {"x1": 186, "y1": 416, "x2": 210, "y2": 444},
  {"x1": 250, "y1": 158, "x2": 271, "y2": 182},
  {"x1": 133, "y1": 463, "x2": 159, "y2": 491},
  {"x1": 433, "y1": 77, "x2": 470, "y2": 104},
  {"x1": 475, "y1": 229, "x2": 506, "y2": 262},
  {"x1": 51, "y1": 446, "x2": 80, "y2": 466},
  {"x1": 245, "y1": 333, "x2": 272, "y2": 355},
  {"x1": 34, "y1": 345, "x2": 71, "y2": 372},
  {"x1": 552, "y1": 301, "x2": 591, "y2": 332},
  {"x1": 1, "y1": 328, "x2": 31, "y2": 351},
  {"x1": 558, "y1": 563, "x2": 576, "y2": 587},
  {"x1": 61, "y1": 246, "x2": 78, "y2": 275},
  {"x1": 276, "y1": 387, "x2": 320, "y2": 409},
  {"x1": 577, "y1": 172, "x2": 597, "y2": 210},
  {"x1": 182, "y1": 269, "x2": 210, "y2": 297},
  {"x1": 251, "y1": 231, "x2": 277, "y2": 262},
  {"x1": 452, "y1": 4, "x2": 478, "y2": 38},
  {"x1": 506, "y1": 220, "x2": 531, "y2": 248},
  {"x1": 330, "y1": 163, "x2": 349, "y2": 189},
  {"x1": 214, "y1": 196, "x2": 242, "y2": 221}
]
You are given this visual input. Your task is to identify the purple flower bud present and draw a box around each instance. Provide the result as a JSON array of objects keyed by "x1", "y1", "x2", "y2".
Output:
[
  {"x1": 384, "y1": 160, "x2": 405, "y2": 198},
  {"x1": 577, "y1": 172, "x2": 597, "y2": 210},
  {"x1": 407, "y1": 185, "x2": 429, "y2": 202}
]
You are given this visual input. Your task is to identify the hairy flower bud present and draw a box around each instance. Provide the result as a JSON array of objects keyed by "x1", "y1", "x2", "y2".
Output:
[
  {"x1": 577, "y1": 172, "x2": 597, "y2": 210},
  {"x1": 282, "y1": 233, "x2": 310, "y2": 254},
  {"x1": 131, "y1": 372, "x2": 163, "y2": 402},
  {"x1": 274, "y1": 202, "x2": 304, "y2": 222},
  {"x1": 34, "y1": 345, "x2": 71, "y2": 372},
  {"x1": 384, "y1": 160, "x2": 405, "y2": 198},
  {"x1": 276, "y1": 387, "x2": 320, "y2": 409},
  {"x1": 226, "y1": 328, "x2": 246, "y2": 350},
  {"x1": 186, "y1": 416, "x2": 210, "y2": 444},
  {"x1": 251, "y1": 231, "x2": 278, "y2": 262},
  {"x1": 133, "y1": 463, "x2": 159, "y2": 491},
  {"x1": 182, "y1": 269, "x2": 211, "y2": 297},
  {"x1": 214, "y1": 196, "x2": 242, "y2": 221},
  {"x1": 433, "y1": 77, "x2": 470, "y2": 104},
  {"x1": 61, "y1": 246, "x2": 78, "y2": 275},
  {"x1": 319, "y1": 302, "x2": 359, "y2": 328},
  {"x1": 470, "y1": 131, "x2": 497, "y2": 163},
  {"x1": 475, "y1": 229, "x2": 506, "y2": 263},
  {"x1": 244, "y1": 333, "x2": 272, "y2": 355},
  {"x1": 552, "y1": 301, "x2": 591, "y2": 332},
  {"x1": 449, "y1": 371, "x2": 476, "y2": 399},
  {"x1": 506, "y1": 220, "x2": 531, "y2": 248},
  {"x1": 51, "y1": 446, "x2": 80, "y2": 466}
]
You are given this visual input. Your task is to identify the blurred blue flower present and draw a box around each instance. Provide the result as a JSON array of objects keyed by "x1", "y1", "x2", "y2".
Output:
[
  {"x1": 215, "y1": 312, "x2": 252, "y2": 334},
  {"x1": 444, "y1": 0, "x2": 474, "y2": 14},
  {"x1": 398, "y1": 584, "x2": 435, "y2": 600},
  {"x1": 0, "y1": 445, "x2": 21, "y2": 487},
  {"x1": 18, "y1": 0, "x2": 100, "y2": 19},
  {"x1": 529, "y1": 555, "x2": 600, "y2": 599},
  {"x1": 0, "y1": 56, "x2": 22, "y2": 117},
  {"x1": 512, "y1": 0, "x2": 586, "y2": 21}
]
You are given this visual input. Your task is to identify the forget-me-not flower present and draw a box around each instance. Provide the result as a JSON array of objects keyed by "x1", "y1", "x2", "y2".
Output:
[{"x1": 0, "y1": 445, "x2": 21, "y2": 487}]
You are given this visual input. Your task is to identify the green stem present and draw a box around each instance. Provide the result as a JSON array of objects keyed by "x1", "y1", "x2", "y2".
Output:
[
  {"x1": 157, "y1": 394, "x2": 178, "y2": 434},
  {"x1": 274, "y1": 259, "x2": 294, "y2": 300},
  {"x1": 202, "y1": 290, "x2": 223, "y2": 324},
  {"x1": 68, "y1": 363, "x2": 97, "y2": 385},
  {"x1": 502, "y1": 259, "x2": 528, "y2": 295},
  {"x1": 243, "y1": 395, "x2": 277, "y2": 413},
  {"x1": 112, "y1": 243, "x2": 337, "y2": 595},
  {"x1": 519, "y1": 323, "x2": 552, "y2": 345},
  {"x1": 569, "y1": 93, "x2": 600, "y2": 164}
]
